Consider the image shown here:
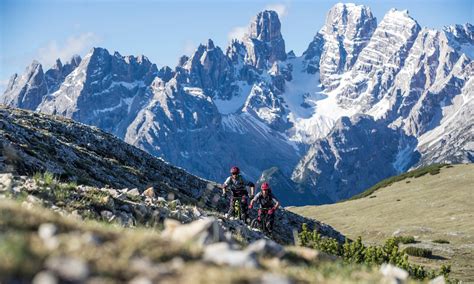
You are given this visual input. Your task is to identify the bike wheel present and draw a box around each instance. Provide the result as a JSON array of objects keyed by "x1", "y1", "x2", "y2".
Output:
[{"x1": 250, "y1": 218, "x2": 260, "y2": 229}]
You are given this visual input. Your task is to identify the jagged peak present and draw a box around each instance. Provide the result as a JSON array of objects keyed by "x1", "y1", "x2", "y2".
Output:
[
  {"x1": 52, "y1": 58, "x2": 63, "y2": 70},
  {"x1": 383, "y1": 8, "x2": 417, "y2": 24},
  {"x1": 207, "y1": 39, "x2": 215, "y2": 50},
  {"x1": 322, "y1": 3, "x2": 376, "y2": 36},
  {"x1": 70, "y1": 54, "x2": 82, "y2": 64},
  {"x1": 83, "y1": 47, "x2": 111, "y2": 60},
  {"x1": 246, "y1": 10, "x2": 282, "y2": 42},
  {"x1": 329, "y1": 2, "x2": 373, "y2": 14},
  {"x1": 27, "y1": 60, "x2": 43, "y2": 75},
  {"x1": 443, "y1": 23, "x2": 474, "y2": 40}
]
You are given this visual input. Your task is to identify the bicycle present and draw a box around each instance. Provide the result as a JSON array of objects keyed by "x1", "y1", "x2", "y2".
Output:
[{"x1": 250, "y1": 208, "x2": 273, "y2": 235}]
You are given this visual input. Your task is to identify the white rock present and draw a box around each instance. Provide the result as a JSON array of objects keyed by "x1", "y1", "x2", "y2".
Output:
[
  {"x1": 46, "y1": 256, "x2": 89, "y2": 281},
  {"x1": 246, "y1": 239, "x2": 284, "y2": 257},
  {"x1": 0, "y1": 173, "x2": 13, "y2": 192},
  {"x1": 157, "y1": 196, "x2": 166, "y2": 203},
  {"x1": 127, "y1": 188, "x2": 140, "y2": 196},
  {"x1": 38, "y1": 223, "x2": 57, "y2": 240},
  {"x1": 380, "y1": 263, "x2": 409, "y2": 283},
  {"x1": 429, "y1": 276, "x2": 446, "y2": 284},
  {"x1": 261, "y1": 273, "x2": 292, "y2": 284},
  {"x1": 129, "y1": 276, "x2": 152, "y2": 284},
  {"x1": 32, "y1": 271, "x2": 58, "y2": 284},
  {"x1": 203, "y1": 242, "x2": 258, "y2": 268},
  {"x1": 162, "y1": 217, "x2": 225, "y2": 246},
  {"x1": 192, "y1": 206, "x2": 202, "y2": 217}
]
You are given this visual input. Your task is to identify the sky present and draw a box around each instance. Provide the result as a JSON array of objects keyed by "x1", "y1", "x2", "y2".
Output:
[{"x1": 0, "y1": 0, "x2": 473, "y2": 91}]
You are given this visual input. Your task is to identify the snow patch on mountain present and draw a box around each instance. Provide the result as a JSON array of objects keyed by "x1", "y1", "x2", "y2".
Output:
[{"x1": 213, "y1": 82, "x2": 252, "y2": 114}]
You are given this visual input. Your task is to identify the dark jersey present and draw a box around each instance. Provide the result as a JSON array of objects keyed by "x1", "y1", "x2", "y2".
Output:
[
  {"x1": 251, "y1": 192, "x2": 279, "y2": 209},
  {"x1": 223, "y1": 175, "x2": 254, "y2": 196}
]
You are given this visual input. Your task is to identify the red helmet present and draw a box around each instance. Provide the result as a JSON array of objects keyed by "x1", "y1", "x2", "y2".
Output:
[
  {"x1": 261, "y1": 182, "x2": 270, "y2": 191},
  {"x1": 230, "y1": 166, "x2": 240, "y2": 175}
]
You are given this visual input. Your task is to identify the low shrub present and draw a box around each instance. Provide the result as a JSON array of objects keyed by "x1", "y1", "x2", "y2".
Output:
[
  {"x1": 404, "y1": 247, "x2": 432, "y2": 258},
  {"x1": 432, "y1": 239, "x2": 450, "y2": 244},
  {"x1": 393, "y1": 236, "x2": 416, "y2": 244},
  {"x1": 298, "y1": 224, "x2": 448, "y2": 280}
]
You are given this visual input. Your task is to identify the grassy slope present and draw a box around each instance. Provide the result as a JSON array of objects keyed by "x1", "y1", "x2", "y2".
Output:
[{"x1": 289, "y1": 164, "x2": 474, "y2": 282}]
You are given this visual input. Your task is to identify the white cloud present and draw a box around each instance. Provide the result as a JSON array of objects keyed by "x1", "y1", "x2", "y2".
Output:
[
  {"x1": 37, "y1": 32, "x2": 101, "y2": 68},
  {"x1": 0, "y1": 79, "x2": 10, "y2": 92},
  {"x1": 265, "y1": 3, "x2": 288, "y2": 19},
  {"x1": 183, "y1": 40, "x2": 197, "y2": 56},
  {"x1": 227, "y1": 26, "x2": 247, "y2": 42}
]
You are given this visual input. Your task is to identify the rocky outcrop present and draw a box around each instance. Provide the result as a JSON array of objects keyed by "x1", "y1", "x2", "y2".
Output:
[{"x1": 0, "y1": 106, "x2": 344, "y2": 244}]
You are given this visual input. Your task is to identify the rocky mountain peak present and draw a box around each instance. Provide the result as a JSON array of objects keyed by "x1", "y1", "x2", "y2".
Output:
[
  {"x1": 317, "y1": 3, "x2": 377, "y2": 89},
  {"x1": 322, "y1": 3, "x2": 376, "y2": 38},
  {"x1": 247, "y1": 10, "x2": 283, "y2": 42},
  {"x1": 1, "y1": 60, "x2": 48, "y2": 110},
  {"x1": 243, "y1": 10, "x2": 286, "y2": 69}
]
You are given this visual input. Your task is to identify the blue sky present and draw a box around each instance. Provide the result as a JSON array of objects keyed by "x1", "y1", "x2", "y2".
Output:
[{"x1": 1, "y1": 0, "x2": 472, "y2": 91}]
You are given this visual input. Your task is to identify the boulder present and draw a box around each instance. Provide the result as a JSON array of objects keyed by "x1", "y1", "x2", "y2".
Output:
[
  {"x1": 162, "y1": 217, "x2": 226, "y2": 246},
  {"x1": 246, "y1": 239, "x2": 284, "y2": 258},
  {"x1": 203, "y1": 242, "x2": 258, "y2": 268},
  {"x1": 380, "y1": 263, "x2": 409, "y2": 284}
]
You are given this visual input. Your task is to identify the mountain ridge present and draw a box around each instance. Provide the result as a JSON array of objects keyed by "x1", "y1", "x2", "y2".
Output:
[{"x1": 2, "y1": 3, "x2": 473, "y2": 205}]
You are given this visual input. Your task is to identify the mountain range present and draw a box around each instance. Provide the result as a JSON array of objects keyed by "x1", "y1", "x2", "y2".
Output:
[{"x1": 2, "y1": 3, "x2": 473, "y2": 205}]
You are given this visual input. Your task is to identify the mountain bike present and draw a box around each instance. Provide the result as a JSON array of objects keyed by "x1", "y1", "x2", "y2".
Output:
[
  {"x1": 232, "y1": 196, "x2": 248, "y2": 223},
  {"x1": 250, "y1": 208, "x2": 273, "y2": 235}
]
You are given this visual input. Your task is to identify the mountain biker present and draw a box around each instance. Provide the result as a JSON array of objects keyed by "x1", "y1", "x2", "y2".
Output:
[
  {"x1": 222, "y1": 166, "x2": 255, "y2": 220},
  {"x1": 248, "y1": 182, "x2": 280, "y2": 233}
]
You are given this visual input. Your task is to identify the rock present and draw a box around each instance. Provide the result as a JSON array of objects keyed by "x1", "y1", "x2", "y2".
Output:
[
  {"x1": 143, "y1": 187, "x2": 155, "y2": 198},
  {"x1": 117, "y1": 212, "x2": 135, "y2": 227},
  {"x1": 162, "y1": 217, "x2": 226, "y2": 246},
  {"x1": 32, "y1": 271, "x2": 58, "y2": 284},
  {"x1": 261, "y1": 273, "x2": 292, "y2": 284},
  {"x1": 27, "y1": 194, "x2": 43, "y2": 204},
  {"x1": 284, "y1": 246, "x2": 338, "y2": 263},
  {"x1": 133, "y1": 204, "x2": 149, "y2": 222},
  {"x1": 127, "y1": 188, "x2": 140, "y2": 196},
  {"x1": 0, "y1": 173, "x2": 13, "y2": 192},
  {"x1": 169, "y1": 199, "x2": 181, "y2": 207},
  {"x1": 157, "y1": 196, "x2": 166, "y2": 203},
  {"x1": 119, "y1": 204, "x2": 132, "y2": 213},
  {"x1": 192, "y1": 206, "x2": 202, "y2": 217},
  {"x1": 429, "y1": 276, "x2": 446, "y2": 284},
  {"x1": 102, "y1": 195, "x2": 115, "y2": 211},
  {"x1": 38, "y1": 223, "x2": 57, "y2": 239},
  {"x1": 129, "y1": 276, "x2": 152, "y2": 284},
  {"x1": 130, "y1": 258, "x2": 170, "y2": 280},
  {"x1": 380, "y1": 263, "x2": 409, "y2": 284},
  {"x1": 45, "y1": 256, "x2": 89, "y2": 281},
  {"x1": 100, "y1": 210, "x2": 115, "y2": 221},
  {"x1": 246, "y1": 239, "x2": 284, "y2": 258},
  {"x1": 106, "y1": 188, "x2": 119, "y2": 197},
  {"x1": 203, "y1": 242, "x2": 258, "y2": 268}
]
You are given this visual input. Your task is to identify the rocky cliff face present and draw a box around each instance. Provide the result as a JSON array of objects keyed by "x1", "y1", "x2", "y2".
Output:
[{"x1": 2, "y1": 3, "x2": 473, "y2": 205}]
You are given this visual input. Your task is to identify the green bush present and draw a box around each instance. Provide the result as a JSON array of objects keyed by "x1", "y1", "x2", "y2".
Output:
[
  {"x1": 432, "y1": 239, "x2": 450, "y2": 244},
  {"x1": 404, "y1": 247, "x2": 432, "y2": 258},
  {"x1": 298, "y1": 224, "x2": 448, "y2": 280},
  {"x1": 393, "y1": 236, "x2": 416, "y2": 245}
]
